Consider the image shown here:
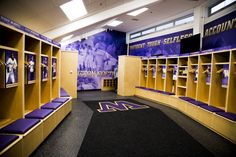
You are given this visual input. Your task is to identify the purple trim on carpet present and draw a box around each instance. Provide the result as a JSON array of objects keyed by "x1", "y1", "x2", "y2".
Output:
[
  {"x1": 25, "y1": 109, "x2": 54, "y2": 119},
  {"x1": 0, "y1": 135, "x2": 19, "y2": 151},
  {"x1": 216, "y1": 112, "x2": 236, "y2": 121},
  {"x1": 0, "y1": 119, "x2": 40, "y2": 134}
]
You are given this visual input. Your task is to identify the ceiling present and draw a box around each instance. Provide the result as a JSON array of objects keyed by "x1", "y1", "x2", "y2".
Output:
[{"x1": 0, "y1": 0, "x2": 207, "y2": 43}]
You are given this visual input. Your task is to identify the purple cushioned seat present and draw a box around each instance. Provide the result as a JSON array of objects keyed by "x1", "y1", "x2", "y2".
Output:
[
  {"x1": 162, "y1": 91, "x2": 174, "y2": 95},
  {"x1": 200, "y1": 105, "x2": 224, "y2": 112},
  {"x1": 179, "y1": 97, "x2": 195, "y2": 102},
  {"x1": 52, "y1": 97, "x2": 69, "y2": 103},
  {"x1": 158, "y1": 91, "x2": 174, "y2": 95},
  {"x1": 0, "y1": 135, "x2": 19, "y2": 152},
  {"x1": 0, "y1": 119, "x2": 40, "y2": 134},
  {"x1": 60, "y1": 88, "x2": 70, "y2": 97},
  {"x1": 189, "y1": 100, "x2": 208, "y2": 107},
  {"x1": 216, "y1": 112, "x2": 236, "y2": 121},
  {"x1": 25, "y1": 109, "x2": 54, "y2": 119},
  {"x1": 41, "y1": 102, "x2": 62, "y2": 110},
  {"x1": 135, "y1": 86, "x2": 145, "y2": 89}
]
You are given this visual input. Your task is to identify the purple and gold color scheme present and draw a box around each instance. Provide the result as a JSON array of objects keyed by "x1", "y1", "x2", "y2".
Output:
[
  {"x1": 97, "y1": 100, "x2": 149, "y2": 113},
  {"x1": 0, "y1": 15, "x2": 60, "y2": 47}
]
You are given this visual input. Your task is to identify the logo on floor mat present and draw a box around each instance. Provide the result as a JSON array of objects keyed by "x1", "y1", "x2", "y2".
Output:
[{"x1": 97, "y1": 101, "x2": 149, "y2": 113}]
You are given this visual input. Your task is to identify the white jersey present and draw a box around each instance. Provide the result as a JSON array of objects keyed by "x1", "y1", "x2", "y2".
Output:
[
  {"x1": 28, "y1": 60, "x2": 35, "y2": 72},
  {"x1": 6, "y1": 58, "x2": 17, "y2": 72},
  {"x1": 53, "y1": 62, "x2": 56, "y2": 73}
]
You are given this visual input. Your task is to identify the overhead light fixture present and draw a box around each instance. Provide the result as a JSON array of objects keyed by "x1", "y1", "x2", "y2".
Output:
[
  {"x1": 60, "y1": 0, "x2": 87, "y2": 21},
  {"x1": 107, "y1": 20, "x2": 123, "y2": 27},
  {"x1": 127, "y1": 7, "x2": 149, "y2": 16},
  {"x1": 61, "y1": 34, "x2": 73, "y2": 41}
]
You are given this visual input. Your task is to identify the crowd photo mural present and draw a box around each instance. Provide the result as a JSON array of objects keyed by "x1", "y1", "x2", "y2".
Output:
[{"x1": 63, "y1": 30, "x2": 127, "y2": 90}]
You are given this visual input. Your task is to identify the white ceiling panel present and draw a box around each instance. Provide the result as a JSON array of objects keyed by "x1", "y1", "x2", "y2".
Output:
[{"x1": 0, "y1": 0, "x2": 208, "y2": 42}]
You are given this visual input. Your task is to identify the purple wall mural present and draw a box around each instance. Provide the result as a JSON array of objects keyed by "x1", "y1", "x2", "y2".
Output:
[
  {"x1": 63, "y1": 30, "x2": 127, "y2": 90},
  {"x1": 202, "y1": 10, "x2": 236, "y2": 50},
  {"x1": 129, "y1": 29, "x2": 193, "y2": 57}
]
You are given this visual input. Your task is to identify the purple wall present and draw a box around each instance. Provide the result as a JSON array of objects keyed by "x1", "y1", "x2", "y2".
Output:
[
  {"x1": 202, "y1": 10, "x2": 236, "y2": 50},
  {"x1": 63, "y1": 30, "x2": 127, "y2": 90},
  {"x1": 129, "y1": 29, "x2": 193, "y2": 56}
]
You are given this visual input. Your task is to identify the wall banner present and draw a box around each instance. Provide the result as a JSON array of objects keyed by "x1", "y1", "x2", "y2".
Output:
[
  {"x1": 62, "y1": 30, "x2": 127, "y2": 91},
  {"x1": 129, "y1": 29, "x2": 193, "y2": 57},
  {"x1": 202, "y1": 10, "x2": 236, "y2": 50}
]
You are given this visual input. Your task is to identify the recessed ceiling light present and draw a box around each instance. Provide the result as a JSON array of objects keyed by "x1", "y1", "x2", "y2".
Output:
[
  {"x1": 60, "y1": 0, "x2": 87, "y2": 21},
  {"x1": 61, "y1": 34, "x2": 73, "y2": 41},
  {"x1": 107, "y1": 20, "x2": 123, "y2": 27},
  {"x1": 127, "y1": 7, "x2": 149, "y2": 16}
]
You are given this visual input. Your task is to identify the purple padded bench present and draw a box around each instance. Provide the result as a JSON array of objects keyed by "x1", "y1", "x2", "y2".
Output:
[
  {"x1": 200, "y1": 105, "x2": 224, "y2": 112},
  {"x1": 41, "y1": 102, "x2": 62, "y2": 110},
  {"x1": 0, "y1": 135, "x2": 19, "y2": 152},
  {"x1": 52, "y1": 97, "x2": 69, "y2": 103},
  {"x1": 136, "y1": 86, "x2": 174, "y2": 95},
  {"x1": 25, "y1": 109, "x2": 54, "y2": 119},
  {"x1": 60, "y1": 88, "x2": 70, "y2": 97},
  {"x1": 0, "y1": 119, "x2": 40, "y2": 134},
  {"x1": 215, "y1": 112, "x2": 236, "y2": 121},
  {"x1": 179, "y1": 97, "x2": 208, "y2": 107},
  {"x1": 179, "y1": 96, "x2": 195, "y2": 102}
]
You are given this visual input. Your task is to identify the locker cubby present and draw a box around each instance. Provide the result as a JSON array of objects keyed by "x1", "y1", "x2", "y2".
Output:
[
  {"x1": 147, "y1": 59, "x2": 156, "y2": 89},
  {"x1": 178, "y1": 57, "x2": 188, "y2": 66},
  {"x1": 177, "y1": 86, "x2": 186, "y2": 96},
  {"x1": 0, "y1": 25, "x2": 23, "y2": 48},
  {"x1": 177, "y1": 57, "x2": 188, "y2": 96},
  {"x1": 186, "y1": 56, "x2": 198, "y2": 99},
  {"x1": 156, "y1": 58, "x2": 166, "y2": 91},
  {"x1": 197, "y1": 54, "x2": 212, "y2": 104},
  {"x1": 214, "y1": 50, "x2": 230, "y2": 63},
  {"x1": 25, "y1": 35, "x2": 40, "y2": 53},
  {"x1": 226, "y1": 49, "x2": 236, "y2": 113},
  {"x1": 178, "y1": 66, "x2": 188, "y2": 77},
  {"x1": 165, "y1": 58, "x2": 177, "y2": 94},
  {"x1": 200, "y1": 53, "x2": 212, "y2": 64},
  {"x1": 41, "y1": 42, "x2": 52, "y2": 104},
  {"x1": 0, "y1": 24, "x2": 24, "y2": 128},
  {"x1": 178, "y1": 57, "x2": 188, "y2": 77},
  {"x1": 177, "y1": 77, "x2": 187, "y2": 87},
  {"x1": 52, "y1": 47, "x2": 60, "y2": 99},
  {"x1": 140, "y1": 59, "x2": 148, "y2": 87},
  {"x1": 24, "y1": 35, "x2": 40, "y2": 115}
]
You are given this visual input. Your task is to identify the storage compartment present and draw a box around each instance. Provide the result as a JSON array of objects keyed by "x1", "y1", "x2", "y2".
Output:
[{"x1": 147, "y1": 59, "x2": 156, "y2": 89}]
